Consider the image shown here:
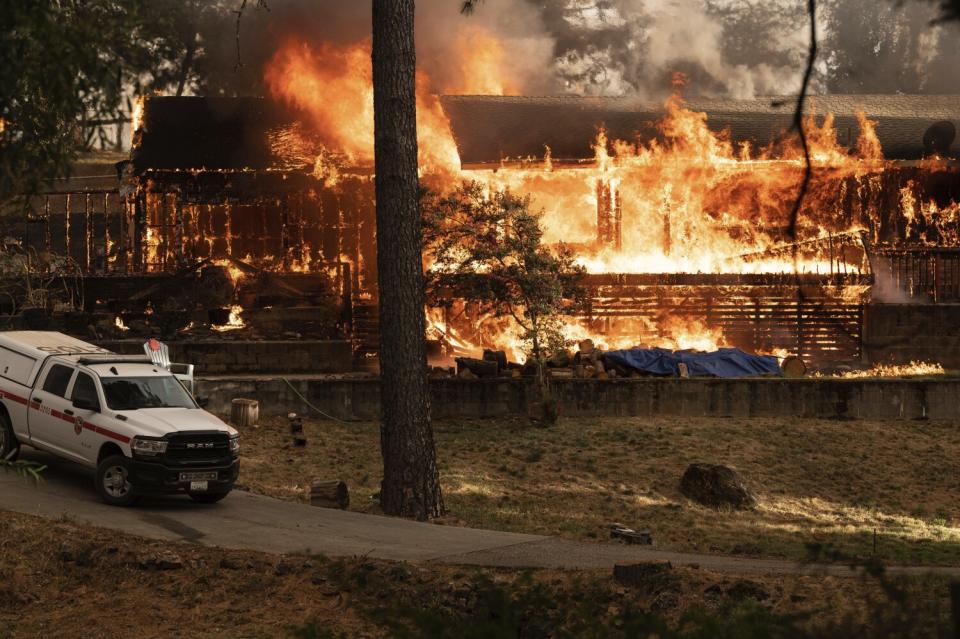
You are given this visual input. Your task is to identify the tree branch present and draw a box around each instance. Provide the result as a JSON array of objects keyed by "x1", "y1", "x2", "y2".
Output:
[
  {"x1": 461, "y1": 0, "x2": 483, "y2": 15},
  {"x1": 234, "y1": 0, "x2": 270, "y2": 72},
  {"x1": 787, "y1": 0, "x2": 817, "y2": 248}
]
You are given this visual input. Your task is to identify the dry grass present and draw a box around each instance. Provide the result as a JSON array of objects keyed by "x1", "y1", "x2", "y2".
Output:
[
  {"x1": 236, "y1": 415, "x2": 960, "y2": 565},
  {"x1": 1, "y1": 510, "x2": 948, "y2": 638}
]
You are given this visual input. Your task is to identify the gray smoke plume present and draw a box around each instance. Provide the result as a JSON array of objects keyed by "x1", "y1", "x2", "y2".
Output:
[
  {"x1": 187, "y1": 0, "x2": 957, "y2": 99},
  {"x1": 532, "y1": 0, "x2": 958, "y2": 98}
]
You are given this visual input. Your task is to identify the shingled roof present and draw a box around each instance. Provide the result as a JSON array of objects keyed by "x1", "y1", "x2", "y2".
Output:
[
  {"x1": 132, "y1": 97, "x2": 298, "y2": 172},
  {"x1": 440, "y1": 94, "x2": 960, "y2": 166}
]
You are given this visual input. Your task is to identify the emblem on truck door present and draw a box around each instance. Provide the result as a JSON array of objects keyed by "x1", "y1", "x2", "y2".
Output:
[{"x1": 74, "y1": 416, "x2": 84, "y2": 435}]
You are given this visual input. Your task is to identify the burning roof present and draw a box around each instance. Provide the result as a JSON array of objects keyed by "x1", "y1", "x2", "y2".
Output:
[
  {"x1": 441, "y1": 94, "x2": 960, "y2": 166},
  {"x1": 132, "y1": 97, "x2": 316, "y2": 173}
]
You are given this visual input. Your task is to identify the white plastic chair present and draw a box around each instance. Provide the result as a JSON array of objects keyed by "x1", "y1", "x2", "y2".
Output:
[{"x1": 144, "y1": 338, "x2": 196, "y2": 394}]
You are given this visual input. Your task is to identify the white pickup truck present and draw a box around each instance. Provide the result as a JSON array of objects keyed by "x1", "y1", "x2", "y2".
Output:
[{"x1": 0, "y1": 331, "x2": 239, "y2": 506}]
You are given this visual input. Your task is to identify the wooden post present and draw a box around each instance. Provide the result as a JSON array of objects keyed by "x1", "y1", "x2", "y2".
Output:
[
  {"x1": 289, "y1": 412, "x2": 307, "y2": 447},
  {"x1": 64, "y1": 193, "x2": 71, "y2": 262},
  {"x1": 103, "y1": 192, "x2": 111, "y2": 274},
  {"x1": 44, "y1": 197, "x2": 52, "y2": 255},
  {"x1": 230, "y1": 399, "x2": 259, "y2": 427},
  {"x1": 85, "y1": 193, "x2": 92, "y2": 272},
  {"x1": 310, "y1": 480, "x2": 349, "y2": 509}
]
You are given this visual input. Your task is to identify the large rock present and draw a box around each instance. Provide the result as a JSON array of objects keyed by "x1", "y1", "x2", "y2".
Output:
[{"x1": 679, "y1": 463, "x2": 757, "y2": 509}]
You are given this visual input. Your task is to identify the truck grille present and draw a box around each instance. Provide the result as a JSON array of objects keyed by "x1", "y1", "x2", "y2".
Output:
[{"x1": 164, "y1": 433, "x2": 231, "y2": 466}]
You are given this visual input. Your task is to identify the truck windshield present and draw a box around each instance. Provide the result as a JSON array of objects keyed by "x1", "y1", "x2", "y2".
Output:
[{"x1": 101, "y1": 376, "x2": 196, "y2": 410}]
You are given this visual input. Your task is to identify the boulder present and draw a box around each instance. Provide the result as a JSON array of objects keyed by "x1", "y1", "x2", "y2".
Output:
[
  {"x1": 726, "y1": 579, "x2": 771, "y2": 602},
  {"x1": 680, "y1": 463, "x2": 757, "y2": 509}
]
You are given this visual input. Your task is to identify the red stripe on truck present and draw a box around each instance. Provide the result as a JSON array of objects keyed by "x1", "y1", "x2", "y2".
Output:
[
  {"x1": 94, "y1": 425, "x2": 130, "y2": 444},
  {"x1": 0, "y1": 389, "x2": 131, "y2": 445},
  {"x1": 0, "y1": 390, "x2": 29, "y2": 405}
]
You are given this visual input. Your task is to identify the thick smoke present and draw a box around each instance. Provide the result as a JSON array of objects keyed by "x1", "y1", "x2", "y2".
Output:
[
  {"x1": 534, "y1": 0, "x2": 958, "y2": 98},
  {"x1": 192, "y1": 0, "x2": 558, "y2": 96},
  {"x1": 190, "y1": 0, "x2": 957, "y2": 99}
]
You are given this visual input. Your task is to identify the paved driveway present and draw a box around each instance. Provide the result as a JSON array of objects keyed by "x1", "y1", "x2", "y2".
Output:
[{"x1": 4, "y1": 448, "x2": 958, "y2": 577}]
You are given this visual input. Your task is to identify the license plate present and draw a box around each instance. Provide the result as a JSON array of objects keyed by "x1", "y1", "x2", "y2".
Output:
[
  {"x1": 180, "y1": 471, "x2": 218, "y2": 482},
  {"x1": 190, "y1": 481, "x2": 208, "y2": 492}
]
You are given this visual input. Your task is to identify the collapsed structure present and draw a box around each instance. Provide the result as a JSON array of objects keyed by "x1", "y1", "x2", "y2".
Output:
[{"x1": 7, "y1": 92, "x2": 960, "y2": 370}]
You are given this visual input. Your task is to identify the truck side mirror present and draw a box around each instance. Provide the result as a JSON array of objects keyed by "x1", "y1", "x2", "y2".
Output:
[
  {"x1": 196, "y1": 396, "x2": 210, "y2": 409},
  {"x1": 73, "y1": 397, "x2": 99, "y2": 412}
]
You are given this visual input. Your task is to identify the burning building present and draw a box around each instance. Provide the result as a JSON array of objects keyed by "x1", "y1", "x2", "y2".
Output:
[
  {"x1": 437, "y1": 93, "x2": 960, "y2": 367},
  {"x1": 11, "y1": 69, "x2": 960, "y2": 370}
]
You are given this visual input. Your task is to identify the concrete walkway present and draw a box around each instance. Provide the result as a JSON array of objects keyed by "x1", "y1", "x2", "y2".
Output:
[{"x1": 4, "y1": 448, "x2": 959, "y2": 578}]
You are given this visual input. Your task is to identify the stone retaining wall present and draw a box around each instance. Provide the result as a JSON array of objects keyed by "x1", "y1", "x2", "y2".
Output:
[
  {"x1": 99, "y1": 340, "x2": 353, "y2": 375},
  {"x1": 196, "y1": 376, "x2": 958, "y2": 421}
]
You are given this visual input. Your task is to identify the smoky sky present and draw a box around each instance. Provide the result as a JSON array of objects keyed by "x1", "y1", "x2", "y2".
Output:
[{"x1": 193, "y1": 0, "x2": 959, "y2": 99}]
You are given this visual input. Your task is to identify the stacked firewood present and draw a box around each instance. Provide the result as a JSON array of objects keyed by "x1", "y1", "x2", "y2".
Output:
[
  {"x1": 452, "y1": 349, "x2": 524, "y2": 379},
  {"x1": 540, "y1": 339, "x2": 639, "y2": 379},
  {"x1": 440, "y1": 340, "x2": 654, "y2": 380}
]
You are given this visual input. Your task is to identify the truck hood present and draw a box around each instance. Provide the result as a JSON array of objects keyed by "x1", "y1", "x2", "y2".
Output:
[{"x1": 116, "y1": 408, "x2": 237, "y2": 439}]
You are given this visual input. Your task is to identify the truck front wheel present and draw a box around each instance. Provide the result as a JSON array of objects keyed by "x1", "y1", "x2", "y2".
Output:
[
  {"x1": 0, "y1": 412, "x2": 19, "y2": 461},
  {"x1": 96, "y1": 455, "x2": 140, "y2": 506}
]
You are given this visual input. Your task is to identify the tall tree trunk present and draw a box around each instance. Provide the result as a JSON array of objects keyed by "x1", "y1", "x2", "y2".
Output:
[{"x1": 371, "y1": 0, "x2": 445, "y2": 520}]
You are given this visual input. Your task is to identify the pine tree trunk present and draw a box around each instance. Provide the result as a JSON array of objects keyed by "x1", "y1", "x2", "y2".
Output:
[{"x1": 371, "y1": 0, "x2": 445, "y2": 520}]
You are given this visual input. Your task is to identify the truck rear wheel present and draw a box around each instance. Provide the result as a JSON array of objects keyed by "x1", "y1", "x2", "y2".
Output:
[
  {"x1": 189, "y1": 491, "x2": 230, "y2": 504},
  {"x1": 0, "y1": 412, "x2": 19, "y2": 461},
  {"x1": 96, "y1": 455, "x2": 139, "y2": 506}
]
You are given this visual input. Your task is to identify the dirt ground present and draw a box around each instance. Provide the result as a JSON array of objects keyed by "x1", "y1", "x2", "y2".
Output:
[
  {"x1": 235, "y1": 415, "x2": 960, "y2": 566},
  {"x1": 0, "y1": 510, "x2": 952, "y2": 639}
]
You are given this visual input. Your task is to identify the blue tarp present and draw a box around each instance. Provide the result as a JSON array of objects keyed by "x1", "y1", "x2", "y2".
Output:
[{"x1": 604, "y1": 347, "x2": 782, "y2": 378}]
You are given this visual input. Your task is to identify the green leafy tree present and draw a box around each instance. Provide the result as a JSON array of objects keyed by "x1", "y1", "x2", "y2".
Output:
[
  {"x1": 0, "y1": 1, "x2": 212, "y2": 206},
  {"x1": 423, "y1": 182, "x2": 586, "y2": 360}
]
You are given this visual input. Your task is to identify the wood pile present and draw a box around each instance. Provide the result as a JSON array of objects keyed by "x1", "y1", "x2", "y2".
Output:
[
  {"x1": 543, "y1": 339, "x2": 633, "y2": 379},
  {"x1": 453, "y1": 350, "x2": 522, "y2": 379}
]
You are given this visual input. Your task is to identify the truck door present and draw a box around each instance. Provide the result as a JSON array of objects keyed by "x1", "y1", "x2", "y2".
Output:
[
  {"x1": 65, "y1": 371, "x2": 105, "y2": 466},
  {"x1": 28, "y1": 362, "x2": 82, "y2": 462}
]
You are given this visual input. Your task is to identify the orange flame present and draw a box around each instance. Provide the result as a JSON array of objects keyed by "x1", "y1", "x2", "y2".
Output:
[
  {"x1": 446, "y1": 25, "x2": 520, "y2": 95},
  {"x1": 260, "y1": 33, "x2": 958, "y2": 364},
  {"x1": 831, "y1": 361, "x2": 945, "y2": 378},
  {"x1": 265, "y1": 39, "x2": 375, "y2": 165},
  {"x1": 265, "y1": 38, "x2": 460, "y2": 173}
]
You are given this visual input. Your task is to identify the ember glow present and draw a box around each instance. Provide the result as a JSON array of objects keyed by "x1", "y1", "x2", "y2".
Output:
[
  {"x1": 833, "y1": 361, "x2": 946, "y2": 378},
  {"x1": 131, "y1": 95, "x2": 144, "y2": 137},
  {"x1": 211, "y1": 305, "x2": 246, "y2": 332}
]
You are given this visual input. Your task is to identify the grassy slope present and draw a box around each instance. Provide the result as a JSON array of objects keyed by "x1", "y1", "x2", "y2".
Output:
[
  {"x1": 237, "y1": 415, "x2": 960, "y2": 565},
  {"x1": 2, "y1": 511, "x2": 949, "y2": 639}
]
